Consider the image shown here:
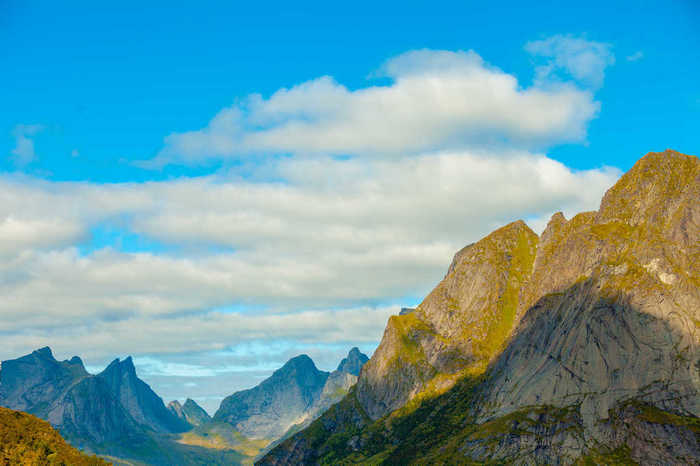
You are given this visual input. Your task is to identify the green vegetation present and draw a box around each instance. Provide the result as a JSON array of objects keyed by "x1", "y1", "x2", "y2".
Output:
[
  {"x1": 0, "y1": 406, "x2": 109, "y2": 465},
  {"x1": 176, "y1": 422, "x2": 268, "y2": 464}
]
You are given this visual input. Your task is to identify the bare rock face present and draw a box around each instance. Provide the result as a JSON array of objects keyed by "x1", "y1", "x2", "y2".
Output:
[
  {"x1": 356, "y1": 220, "x2": 538, "y2": 419},
  {"x1": 260, "y1": 150, "x2": 700, "y2": 466}
]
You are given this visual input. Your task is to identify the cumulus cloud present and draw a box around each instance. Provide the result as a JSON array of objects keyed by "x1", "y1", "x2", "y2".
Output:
[
  {"x1": 0, "y1": 151, "x2": 619, "y2": 363},
  {"x1": 526, "y1": 35, "x2": 615, "y2": 89},
  {"x1": 10, "y1": 124, "x2": 43, "y2": 167},
  {"x1": 151, "y1": 49, "x2": 599, "y2": 166}
]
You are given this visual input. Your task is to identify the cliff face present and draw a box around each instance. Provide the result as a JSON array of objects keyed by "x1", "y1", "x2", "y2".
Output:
[
  {"x1": 260, "y1": 150, "x2": 700, "y2": 465},
  {"x1": 356, "y1": 220, "x2": 538, "y2": 419}
]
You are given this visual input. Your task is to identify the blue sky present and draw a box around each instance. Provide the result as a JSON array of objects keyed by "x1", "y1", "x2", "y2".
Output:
[{"x1": 1, "y1": 0, "x2": 698, "y2": 413}]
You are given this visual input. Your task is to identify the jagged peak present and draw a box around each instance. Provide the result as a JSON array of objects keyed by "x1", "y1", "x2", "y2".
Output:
[
  {"x1": 101, "y1": 356, "x2": 136, "y2": 376},
  {"x1": 34, "y1": 346, "x2": 54, "y2": 359},
  {"x1": 68, "y1": 356, "x2": 83, "y2": 366},
  {"x1": 337, "y1": 347, "x2": 369, "y2": 376},
  {"x1": 168, "y1": 400, "x2": 183, "y2": 409}
]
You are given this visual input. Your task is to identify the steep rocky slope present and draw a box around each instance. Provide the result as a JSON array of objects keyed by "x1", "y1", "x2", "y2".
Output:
[
  {"x1": 0, "y1": 406, "x2": 108, "y2": 465},
  {"x1": 260, "y1": 149, "x2": 700, "y2": 465}
]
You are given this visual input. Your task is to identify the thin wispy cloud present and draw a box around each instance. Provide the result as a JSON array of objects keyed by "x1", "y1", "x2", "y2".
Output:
[
  {"x1": 9, "y1": 124, "x2": 43, "y2": 167},
  {"x1": 626, "y1": 51, "x2": 644, "y2": 62},
  {"x1": 526, "y1": 35, "x2": 615, "y2": 89}
]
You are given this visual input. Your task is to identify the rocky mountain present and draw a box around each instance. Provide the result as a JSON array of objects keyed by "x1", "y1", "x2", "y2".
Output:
[
  {"x1": 213, "y1": 351, "x2": 368, "y2": 442},
  {"x1": 0, "y1": 348, "x2": 240, "y2": 465},
  {"x1": 260, "y1": 149, "x2": 700, "y2": 465},
  {"x1": 0, "y1": 406, "x2": 108, "y2": 465},
  {"x1": 168, "y1": 398, "x2": 211, "y2": 427}
]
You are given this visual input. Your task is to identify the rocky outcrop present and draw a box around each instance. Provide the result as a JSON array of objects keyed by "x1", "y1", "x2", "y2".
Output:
[{"x1": 260, "y1": 149, "x2": 700, "y2": 465}]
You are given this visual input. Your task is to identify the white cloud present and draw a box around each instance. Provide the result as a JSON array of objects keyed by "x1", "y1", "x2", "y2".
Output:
[
  {"x1": 0, "y1": 151, "x2": 619, "y2": 364},
  {"x1": 626, "y1": 51, "x2": 644, "y2": 62},
  {"x1": 10, "y1": 124, "x2": 43, "y2": 167},
  {"x1": 152, "y1": 49, "x2": 599, "y2": 166},
  {"x1": 526, "y1": 35, "x2": 615, "y2": 89}
]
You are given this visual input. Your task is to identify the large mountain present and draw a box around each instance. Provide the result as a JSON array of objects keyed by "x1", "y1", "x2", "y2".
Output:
[
  {"x1": 213, "y1": 348, "x2": 369, "y2": 443},
  {"x1": 260, "y1": 149, "x2": 700, "y2": 465}
]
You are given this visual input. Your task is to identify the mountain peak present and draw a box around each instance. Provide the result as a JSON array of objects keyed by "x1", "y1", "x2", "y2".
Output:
[
  {"x1": 337, "y1": 348, "x2": 369, "y2": 376},
  {"x1": 34, "y1": 346, "x2": 54, "y2": 359},
  {"x1": 280, "y1": 354, "x2": 317, "y2": 372},
  {"x1": 597, "y1": 150, "x2": 698, "y2": 227}
]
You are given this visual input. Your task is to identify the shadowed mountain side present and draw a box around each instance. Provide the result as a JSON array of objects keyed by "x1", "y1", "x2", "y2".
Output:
[{"x1": 259, "y1": 288, "x2": 699, "y2": 465}]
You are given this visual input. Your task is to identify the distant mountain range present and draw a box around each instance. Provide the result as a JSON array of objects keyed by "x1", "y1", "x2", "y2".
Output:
[
  {"x1": 261, "y1": 150, "x2": 700, "y2": 465},
  {"x1": 0, "y1": 345, "x2": 368, "y2": 464}
]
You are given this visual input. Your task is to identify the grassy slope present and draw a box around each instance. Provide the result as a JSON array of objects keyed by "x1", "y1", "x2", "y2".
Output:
[{"x1": 0, "y1": 406, "x2": 109, "y2": 465}]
